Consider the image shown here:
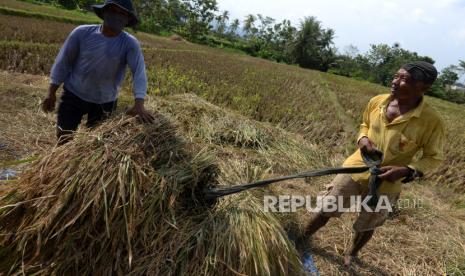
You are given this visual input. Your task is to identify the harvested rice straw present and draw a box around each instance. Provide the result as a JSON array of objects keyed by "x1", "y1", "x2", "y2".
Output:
[{"x1": 0, "y1": 113, "x2": 303, "y2": 275}]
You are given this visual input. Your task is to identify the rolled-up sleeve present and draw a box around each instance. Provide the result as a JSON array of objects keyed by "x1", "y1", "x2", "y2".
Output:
[
  {"x1": 127, "y1": 40, "x2": 147, "y2": 100},
  {"x1": 50, "y1": 26, "x2": 81, "y2": 85},
  {"x1": 408, "y1": 119, "x2": 445, "y2": 174}
]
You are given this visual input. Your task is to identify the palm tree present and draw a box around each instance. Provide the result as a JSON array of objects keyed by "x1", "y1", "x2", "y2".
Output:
[
  {"x1": 222, "y1": 10, "x2": 230, "y2": 21},
  {"x1": 215, "y1": 10, "x2": 230, "y2": 35},
  {"x1": 243, "y1": 14, "x2": 257, "y2": 37},
  {"x1": 229, "y1": 18, "x2": 240, "y2": 38},
  {"x1": 459, "y1": 60, "x2": 465, "y2": 76},
  {"x1": 290, "y1": 16, "x2": 335, "y2": 71}
]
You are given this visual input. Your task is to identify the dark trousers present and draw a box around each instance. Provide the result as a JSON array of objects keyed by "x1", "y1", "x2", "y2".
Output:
[{"x1": 57, "y1": 88, "x2": 117, "y2": 142}]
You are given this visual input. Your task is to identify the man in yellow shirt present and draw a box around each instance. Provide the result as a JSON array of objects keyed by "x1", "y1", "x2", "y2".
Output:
[{"x1": 303, "y1": 61, "x2": 445, "y2": 266}]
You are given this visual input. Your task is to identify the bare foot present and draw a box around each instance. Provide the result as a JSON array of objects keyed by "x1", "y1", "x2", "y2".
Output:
[{"x1": 343, "y1": 254, "x2": 354, "y2": 267}]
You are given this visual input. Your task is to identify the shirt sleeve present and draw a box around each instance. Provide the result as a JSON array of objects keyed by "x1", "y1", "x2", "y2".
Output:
[
  {"x1": 126, "y1": 39, "x2": 147, "y2": 100},
  {"x1": 357, "y1": 98, "x2": 372, "y2": 142},
  {"x1": 50, "y1": 26, "x2": 81, "y2": 85},
  {"x1": 408, "y1": 119, "x2": 445, "y2": 174}
]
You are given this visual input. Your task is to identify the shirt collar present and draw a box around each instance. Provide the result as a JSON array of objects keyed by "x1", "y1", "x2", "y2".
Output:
[
  {"x1": 379, "y1": 96, "x2": 426, "y2": 125},
  {"x1": 379, "y1": 95, "x2": 426, "y2": 122},
  {"x1": 411, "y1": 96, "x2": 426, "y2": 118}
]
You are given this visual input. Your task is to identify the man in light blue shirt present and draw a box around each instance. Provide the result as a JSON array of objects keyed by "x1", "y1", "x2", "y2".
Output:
[{"x1": 42, "y1": 0, "x2": 154, "y2": 144}]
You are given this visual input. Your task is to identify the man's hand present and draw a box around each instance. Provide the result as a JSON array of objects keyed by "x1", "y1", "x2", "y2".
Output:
[
  {"x1": 126, "y1": 98, "x2": 155, "y2": 124},
  {"x1": 358, "y1": 136, "x2": 376, "y2": 153},
  {"x1": 378, "y1": 166, "x2": 411, "y2": 182},
  {"x1": 42, "y1": 84, "x2": 59, "y2": 112}
]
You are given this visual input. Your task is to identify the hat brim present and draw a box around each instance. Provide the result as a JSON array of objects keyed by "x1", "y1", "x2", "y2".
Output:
[{"x1": 92, "y1": 3, "x2": 138, "y2": 27}]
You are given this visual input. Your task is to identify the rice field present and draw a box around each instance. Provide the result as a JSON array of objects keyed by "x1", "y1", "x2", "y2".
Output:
[
  {"x1": 0, "y1": 0, "x2": 98, "y2": 22},
  {"x1": 1, "y1": 68, "x2": 465, "y2": 274},
  {"x1": 0, "y1": 1, "x2": 464, "y2": 274}
]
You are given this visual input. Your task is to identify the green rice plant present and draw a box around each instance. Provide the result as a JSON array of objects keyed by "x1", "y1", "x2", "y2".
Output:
[
  {"x1": 0, "y1": 0, "x2": 98, "y2": 22},
  {"x1": 0, "y1": 40, "x2": 59, "y2": 74},
  {"x1": 0, "y1": 6, "x2": 99, "y2": 24},
  {"x1": 0, "y1": 14, "x2": 75, "y2": 43},
  {"x1": 142, "y1": 53, "x2": 347, "y2": 149}
]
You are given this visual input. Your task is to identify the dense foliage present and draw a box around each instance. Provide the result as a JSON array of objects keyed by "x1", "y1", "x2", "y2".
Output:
[{"x1": 329, "y1": 44, "x2": 465, "y2": 104}]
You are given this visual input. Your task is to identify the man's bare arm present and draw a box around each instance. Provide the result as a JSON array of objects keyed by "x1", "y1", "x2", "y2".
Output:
[{"x1": 42, "y1": 84, "x2": 60, "y2": 113}]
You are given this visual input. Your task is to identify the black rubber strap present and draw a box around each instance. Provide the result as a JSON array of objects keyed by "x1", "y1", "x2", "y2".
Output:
[
  {"x1": 203, "y1": 150, "x2": 385, "y2": 201},
  {"x1": 204, "y1": 166, "x2": 372, "y2": 201}
]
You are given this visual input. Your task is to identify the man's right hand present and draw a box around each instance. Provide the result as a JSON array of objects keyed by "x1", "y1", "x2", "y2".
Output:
[
  {"x1": 358, "y1": 136, "x2": 376, "y2": 153},
  {"x1": 42, "y1": 93, "x2": 56, "y2": 112},
  {"x1": 42, "y1": 84, "x2": 59, "y2": 113}
]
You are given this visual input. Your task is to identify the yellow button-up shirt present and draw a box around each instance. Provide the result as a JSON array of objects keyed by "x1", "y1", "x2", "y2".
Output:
[{"x1": 343, "y1": 94, "x2": 445, "y2": 194}]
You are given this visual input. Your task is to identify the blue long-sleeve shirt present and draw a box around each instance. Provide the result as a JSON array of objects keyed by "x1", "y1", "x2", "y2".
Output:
[{"x1": 50, "y1": 25, "x2": 147, "y2": 104}]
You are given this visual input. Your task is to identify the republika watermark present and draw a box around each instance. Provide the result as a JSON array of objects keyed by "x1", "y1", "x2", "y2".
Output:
[{"x1": 263, "y1": 195, "x2": 422, "y2": 213}]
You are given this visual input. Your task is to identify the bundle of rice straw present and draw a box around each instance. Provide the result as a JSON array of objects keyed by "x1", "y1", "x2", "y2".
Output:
[{"x1": 0, "y1": 113, "x2": 302, "y2": 275}]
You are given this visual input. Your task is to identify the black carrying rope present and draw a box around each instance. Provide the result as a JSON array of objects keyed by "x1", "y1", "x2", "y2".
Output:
[{"x1": 204, "y1": 150, "x2": 385, "y2": 206}]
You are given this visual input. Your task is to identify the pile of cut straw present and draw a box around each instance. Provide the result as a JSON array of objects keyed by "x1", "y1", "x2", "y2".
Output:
[{"x1": 0, "y1": 113, "x2": 302, "y2": 275}]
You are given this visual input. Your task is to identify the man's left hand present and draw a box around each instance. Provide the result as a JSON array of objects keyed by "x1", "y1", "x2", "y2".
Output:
[
  {"x1": 378, "y1": 166, "x2": 411, "y2": 182},
  {"x1": 126, "y1": 98, "x2": 155, "y2": 124}
]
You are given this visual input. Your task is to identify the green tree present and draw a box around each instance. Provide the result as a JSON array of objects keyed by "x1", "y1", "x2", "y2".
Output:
[
  {"x1": 438, "y1": 65, "x2": 460, "y2": 86},
  {"x1": 181, "y1": 0, "x2": 218, "y2": 40},
  {"x1": 457, "y1": 60, "x2": 465, "y2": 77},
  {"x1": 57, "y1": 0, "x2": 77, "y2": 9},
  {"x1": 364, "y1": 43, "x2": 435, "y2": 86},
  {"x1": 132, "y1": 0, "x2": 188, "y2": 34},
  {"x1": 272, "y1": 19, "x2": 296, "y2": 62},
  {"x1": 459, "y1": 60, "x2": 465, "y2": 70},
  {"x1": 165, "y1": 0, "x2": 187, "y2": 29},
  {"x1": 256, "y1": 14, "x2": 275, "y2": 39},
  {"x1": 243, "y1": 14, "x2": 258, "y2": 38},
  {"x1": 215, "y1": 10, "x2": 229, "y2": 36},
  {"x1": 228, "y1": 18, "x2": 240, "y2": 38},
  {"x1": 75, "y1": 0, "x2": 98, "y2": 10},
  {"x1": 289, "y1": 16, "x2": 335, "y2": 71}
]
